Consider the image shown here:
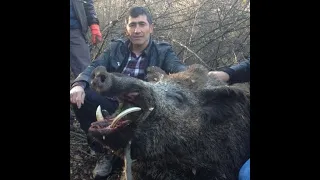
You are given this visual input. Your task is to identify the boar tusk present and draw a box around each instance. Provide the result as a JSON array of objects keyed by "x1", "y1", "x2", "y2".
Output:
[
  {"x1": 192, "y1": 168, "x2": 196, "y2": 175},
  {"x1": 96, "y1": 105, "x2": 104, "y2": 121},
  {"x1": 110, "y1": 107, "x2": 141, "y2": 128},
  {"x1": 124, "y1": 140, "x2": 133, "y2": 180}
]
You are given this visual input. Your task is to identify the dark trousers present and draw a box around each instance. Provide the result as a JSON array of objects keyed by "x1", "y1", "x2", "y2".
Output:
[
  {"x1": 70, "y1": 28, "x2": 91, "y2": 77},
  {"x1": 72, "y1": 88, "x2": 119, "y2": 153}
]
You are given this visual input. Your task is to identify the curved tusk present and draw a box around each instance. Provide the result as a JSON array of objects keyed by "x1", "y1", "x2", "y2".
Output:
[
  {"x1": 110, "y1": 107, "x2": 141, "y2": 128},
  {"x1": 96, "y1": 105, "x2": 104, "y2": 121}
]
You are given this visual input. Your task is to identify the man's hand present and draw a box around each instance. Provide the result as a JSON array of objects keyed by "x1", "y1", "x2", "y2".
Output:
[
  {"x1": 70, "y1": 86, "x2": 86, "y2": 109},
  {"x1": 208, "y1": 71, "x2": 230, "y2": 82},
  {"x1": 90, "y1": 24, "x2": 102, "y2": 45}
]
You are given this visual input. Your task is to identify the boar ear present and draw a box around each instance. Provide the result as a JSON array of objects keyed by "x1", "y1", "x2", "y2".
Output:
[
  {"x1": 199, "y1": 86, "x2": 250, "y2": 124},
  {"x1": 146, "y1": 66, "x2": 167, "y2": 82}
]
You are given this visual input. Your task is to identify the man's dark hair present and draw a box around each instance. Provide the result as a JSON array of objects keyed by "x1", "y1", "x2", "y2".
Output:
[{"x1": 125, "y1": 6, "x2": 153, "y2": 24}]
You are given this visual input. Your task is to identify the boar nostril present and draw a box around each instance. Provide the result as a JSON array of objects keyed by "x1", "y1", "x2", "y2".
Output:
[{"x1": 100, "y1": 74, "x2": 106, "y2": 83}]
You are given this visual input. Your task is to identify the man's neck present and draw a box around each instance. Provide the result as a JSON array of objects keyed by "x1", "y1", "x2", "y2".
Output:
[{"x1": 131, "y1": 40, "x2": 149, "y2": 56}]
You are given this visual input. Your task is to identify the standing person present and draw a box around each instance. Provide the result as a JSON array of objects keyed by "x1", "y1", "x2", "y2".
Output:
[
  {"x1": 70, "y1": 6, "x2": 187, "y2": 179},
  {"x1": 70, "y1": 0, "x2": 102, "y2": 78},
  {"x1": 70, "y1": 0, "x2": 102, "y2": 122}
]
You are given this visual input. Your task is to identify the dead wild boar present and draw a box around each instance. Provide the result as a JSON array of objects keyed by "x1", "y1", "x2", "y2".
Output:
[{"x1": 88, "y1": 64, "x2": 250, "y2": 180}]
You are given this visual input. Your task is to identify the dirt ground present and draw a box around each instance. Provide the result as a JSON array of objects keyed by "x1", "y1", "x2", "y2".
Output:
[{"x1": 70, "y1": 118, "x2": 97, "y2": 180}]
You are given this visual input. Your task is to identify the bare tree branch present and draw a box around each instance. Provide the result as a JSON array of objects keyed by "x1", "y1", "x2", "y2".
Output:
[{"x1": 169, "y1": 38, "x2": 211, "y2": 69}]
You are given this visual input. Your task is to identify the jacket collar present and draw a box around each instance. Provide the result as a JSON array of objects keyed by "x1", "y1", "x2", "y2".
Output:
[{"x1": 125, "y1": 37, "x2": 153, "y2": 56}]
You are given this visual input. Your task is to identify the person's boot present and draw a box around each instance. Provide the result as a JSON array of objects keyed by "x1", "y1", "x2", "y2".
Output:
[{"x1": 92, "y1": 152, "x2": 114, "y2": 179}]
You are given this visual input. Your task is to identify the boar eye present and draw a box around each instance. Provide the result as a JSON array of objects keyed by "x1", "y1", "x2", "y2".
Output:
[{"x1": 166, "y1": 92, "x2": 184, "y2": 103}]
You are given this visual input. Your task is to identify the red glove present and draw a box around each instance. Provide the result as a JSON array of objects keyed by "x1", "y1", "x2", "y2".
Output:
[{"x1": 90, "y1": 24, "x2": 102, "y2": 45}]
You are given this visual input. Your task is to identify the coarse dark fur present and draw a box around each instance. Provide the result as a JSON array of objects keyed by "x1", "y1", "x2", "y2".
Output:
[{"x1": 88, "y1": 64, "x2": 250, "y2": 180}]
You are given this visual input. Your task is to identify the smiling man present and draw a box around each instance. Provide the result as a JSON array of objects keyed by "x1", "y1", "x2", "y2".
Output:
[
  {"x1": 70, "y1": 6, "x2": 187, "y2": 179},
  {"x1": 126, "y1": 11, "x2": 153, "y2": 56}
]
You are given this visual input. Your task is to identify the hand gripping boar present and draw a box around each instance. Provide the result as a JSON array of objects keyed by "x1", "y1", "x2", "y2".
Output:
[{"x1": 88, "y1": 64, "x2": 250, "y2": 180}]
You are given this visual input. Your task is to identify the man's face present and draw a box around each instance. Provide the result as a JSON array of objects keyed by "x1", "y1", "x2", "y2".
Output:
[{"x1": 126, "y1": 15, "x2": 154, "y2": 46}]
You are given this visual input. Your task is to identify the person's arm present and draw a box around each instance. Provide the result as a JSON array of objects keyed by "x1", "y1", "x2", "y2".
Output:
[
  {"x1": 84, "y1": 0, "x2": 102, "y2": 44},
  {"x1": 162, "y1": 44, "x2": 187, "y2": 73},
  {"x1": 222, "y1": 59, "x2": 250, "y2": 84},
  {"x1": 208, "y1": 58, "x2": 250, "y2": 84},
  {"x1": 83, "y1": 0, "x2": 99, "y2": 26}
]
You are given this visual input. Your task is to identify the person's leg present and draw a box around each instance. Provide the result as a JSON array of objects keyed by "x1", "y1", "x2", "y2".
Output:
[
  {"x1": 239, "y1": 158, "x2": 250, "y2": 180},
  {"x1": 72, "y1": 88, "x2": 119, "y2": 178},
  {"x1": 70, "y1": 29, "x2": 91, "y2": 126},
  {"x1": 70, "y1": 29, "x2": 91, "y2": 78}
]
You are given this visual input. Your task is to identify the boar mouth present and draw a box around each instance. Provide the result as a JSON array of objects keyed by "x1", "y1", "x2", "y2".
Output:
[
  {"x1": 89, "y1": 104, "x2": 154, "y2": 136},
  {"x1": 90, "y1": 106, "x2": 141, "y2": 133}
]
